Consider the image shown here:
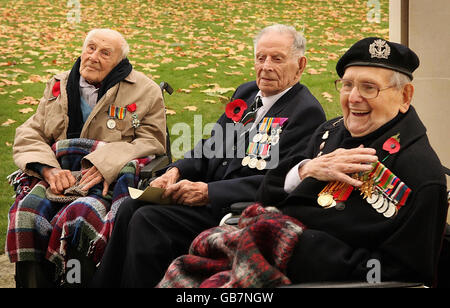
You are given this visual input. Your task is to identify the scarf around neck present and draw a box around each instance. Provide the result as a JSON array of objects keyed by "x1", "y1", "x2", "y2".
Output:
[{"x1": 66, "y1": 57, "x2": 133, "y2": 139}]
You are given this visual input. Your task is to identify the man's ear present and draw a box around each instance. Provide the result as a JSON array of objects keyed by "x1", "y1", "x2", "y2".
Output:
[
  {"x1": 297, "y1": 56, "x2": 307, "y2": 78},
  {"x1": 399, "y1": 83, "x2": 414, "y2": 113}
]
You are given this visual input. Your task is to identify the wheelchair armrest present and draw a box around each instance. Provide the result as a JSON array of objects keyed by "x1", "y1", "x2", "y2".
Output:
[
  {"x1": 137, "y1": 155, "x2": 170, "y2": 190},
  {"x1": 230, "y1": 202, "x2": 254, "y2": 214},
  {"x1": 220, "y1": 202, "x2": 255, "y2": 226},
  {"x1": 140, "y1": 155, "x2": 170, "y2": 179}
]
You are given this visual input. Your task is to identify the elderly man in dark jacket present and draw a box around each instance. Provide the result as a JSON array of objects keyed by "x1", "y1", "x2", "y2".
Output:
[
  {"x1": 258, "y1": 37, "x2": 448, "y2": 287},
  {"x1": 91, "y1": 24, "x2": 326, "y2": 287}
]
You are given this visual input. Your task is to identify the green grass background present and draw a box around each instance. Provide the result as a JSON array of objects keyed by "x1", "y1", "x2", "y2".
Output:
[{"x1": 0, "y1": 0, "x2": 388, "y2": 252}]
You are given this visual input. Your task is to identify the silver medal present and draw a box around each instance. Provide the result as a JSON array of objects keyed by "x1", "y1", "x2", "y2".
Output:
[
  {"x1": 256, "y1": 159, "x2": 267, "y2": 170},
  {"x1": 366, "y1": 192, "x2": 379, "y2": 204},
  {"x1": 252, "y1": 133, "x2": 262, "y2": 143},
  {"x1": 383, "y1": 202, "x2": 397, "y2": 218},
  {"x1": 376, "y1": 198, "x2": 389, "y2": 213},
  {"x1": 241, "y1": 156, "x2": 250, "y2": 167},
  {"x1": 107, "y1": 119, "x2": 116, "y2": 129},
  {"x1": 372, "y1": 195, "x2": 385, "y2": 209},
  {"x1": 248, "y1": 157, "x2": 258, "y2": 169}
]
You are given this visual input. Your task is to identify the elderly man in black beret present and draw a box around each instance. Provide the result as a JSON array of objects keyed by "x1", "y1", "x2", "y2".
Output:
[{"x1": 258, "y1": 37, "x2": 448, "y2": 286}]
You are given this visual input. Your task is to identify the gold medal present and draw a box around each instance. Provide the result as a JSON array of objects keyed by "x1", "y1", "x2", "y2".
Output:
[{"x1": 317, "y1": 194, "x2": 334, "y2": 208}]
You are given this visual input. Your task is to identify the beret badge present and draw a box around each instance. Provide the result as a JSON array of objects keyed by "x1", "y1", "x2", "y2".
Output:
[{"x1": 369, "y1": 39, "x2": 391, "y2": 59}]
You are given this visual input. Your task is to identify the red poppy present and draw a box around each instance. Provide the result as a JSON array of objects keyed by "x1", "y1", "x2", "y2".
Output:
[
  {"x1": 382, "y1": 134, "x2": 401, "y2": 154},
  {"x1": 52, "y1": 81, "x2": 60, "y2": 98},
  {"x1": 225, "y1": 99, "x2": 247, "y2": 123},
  {"x1": 127, "y1": 103, "x2": 137, "y2": 112}
]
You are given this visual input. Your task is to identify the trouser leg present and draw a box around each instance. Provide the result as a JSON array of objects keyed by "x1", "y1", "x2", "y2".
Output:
[
  {"x1": 120, "y1": 205, "x2": 218, "y2": 288},
  {"x1": 90, "y1": 198, "x2": 148, "y2": 287},
  {"x1": 15, "y1": 260, "x2": 57, "y2": 288}
]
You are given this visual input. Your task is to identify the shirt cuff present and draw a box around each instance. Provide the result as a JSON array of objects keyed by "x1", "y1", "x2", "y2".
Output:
[{"x1": 284, "y1": 159, "x2": 311, "y2": 193}]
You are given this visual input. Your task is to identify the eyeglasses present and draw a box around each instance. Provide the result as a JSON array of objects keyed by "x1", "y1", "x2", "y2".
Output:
[{"x1": 334, "y1": 79, "x2": 395, "y2": 99}]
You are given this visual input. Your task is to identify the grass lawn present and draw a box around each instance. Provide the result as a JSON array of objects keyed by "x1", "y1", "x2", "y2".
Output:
[{"x1": 0, "y1": 0, "x2": 388, "y2": 252}]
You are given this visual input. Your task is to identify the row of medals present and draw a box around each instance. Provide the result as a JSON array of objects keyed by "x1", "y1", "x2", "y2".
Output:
[
  {"x1": 106, "y1": 113, "x2": 140, "y2": 130},
  {"x1": 241, "y1": 126, "x2": 281, "y2": 170},
  {"x1": 316, "y1": 128, "x2": 397, "y2": 218},
  {"x1": 317, "y1": 174, "x2": 398, "y2": 218}
]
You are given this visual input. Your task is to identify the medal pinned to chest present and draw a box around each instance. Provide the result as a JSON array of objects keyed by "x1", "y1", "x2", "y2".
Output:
[
  {"x1": 107, "y1": 103, "x2": 140, "y2": 130},
  {"x1": 242, "y1": 117, "x2": 287, "y2": 170},
  {"x1": 317, "y1": 161, "x2": 412, "y2": 218},
  {"x1": 360, "y1": 161, "x2": 411, "y2": 218}
]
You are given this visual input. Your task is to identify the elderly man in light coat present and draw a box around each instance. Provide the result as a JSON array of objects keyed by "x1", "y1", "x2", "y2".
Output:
[{"x1": 8, "y1": 28, "x2": 166, "y2": 287}]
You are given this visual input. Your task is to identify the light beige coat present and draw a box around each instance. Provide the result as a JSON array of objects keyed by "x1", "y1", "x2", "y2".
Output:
[{"x1": 13, "y1": 69, "x2": 166, "y2": 184}]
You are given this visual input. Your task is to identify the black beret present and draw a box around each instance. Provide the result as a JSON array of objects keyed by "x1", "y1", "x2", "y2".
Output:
[{"x1": 336, "y1": 37, "x2": 420, "y2": 80}]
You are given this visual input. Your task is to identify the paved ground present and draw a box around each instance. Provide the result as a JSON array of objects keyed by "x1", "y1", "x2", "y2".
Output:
[{"x1": 0, "y1": 254, "x2": 15, "y2": 288}]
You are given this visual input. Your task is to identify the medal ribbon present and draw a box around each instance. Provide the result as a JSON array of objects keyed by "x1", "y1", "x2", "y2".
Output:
[
  {"x1": 108, "y1": 105, "x2": 126, "y2": 120},
  {"x1": 370, "y1": 161, "x2": 412, "y2": 209}
]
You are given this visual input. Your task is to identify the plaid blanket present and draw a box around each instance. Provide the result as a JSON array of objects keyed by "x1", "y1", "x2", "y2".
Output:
[
  {"x1": 157, "y1": 204, "x2": 306, "y2": 288},
  {"x1": 6, "y1": 138, "x2": 151, "y2": 275}
]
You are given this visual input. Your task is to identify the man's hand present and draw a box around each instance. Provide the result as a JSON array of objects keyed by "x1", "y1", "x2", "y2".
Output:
[
  {"x1": 150, "y1": 167, "x2": 180, "y2": 189},
  {"x1": 42, "y1": 167, "x2": 77, "y2": 195},
  {"x1": 79, "y1": 166, "x2": 110, "y2": 196},
  {"x1": 299, "y1": 146, "x2": 378, "y2": 187},
  {"x1": 163, "y1": 180, "x2": 209, "y2": 207}
]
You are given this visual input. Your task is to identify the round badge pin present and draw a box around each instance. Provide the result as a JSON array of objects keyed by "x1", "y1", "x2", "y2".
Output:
[{"x1": 107, "y1": 119, "x2": 116, "y2": 129}]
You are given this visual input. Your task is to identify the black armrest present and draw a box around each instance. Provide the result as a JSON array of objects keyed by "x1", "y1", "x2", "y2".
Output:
[
  {"x1": 140, "y1": 155, "x2": 170, "y2": 179},
  {"x1": 137, "y1": 155, "x2": 170, "y2": 190},
  {"x1": 230, "y1": 202, "x2": 254, "y2": 213},
  {"x1": 220, "y1": 202, "x2": 255, "y2": 226}
]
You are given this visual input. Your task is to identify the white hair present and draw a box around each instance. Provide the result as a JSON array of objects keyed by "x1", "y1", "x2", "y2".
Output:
[
  {"x1": 83, "y1": 28, "x2": 129, "y2": 60},
  {"x1": 390, "y1": 71, "x2": 412, "y2": 89},
  {"x1": 254, "y1": 24, "x2": 306, "y2": 58}
]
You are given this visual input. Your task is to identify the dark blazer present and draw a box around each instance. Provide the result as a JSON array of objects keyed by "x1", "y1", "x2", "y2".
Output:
[
  {"x1": 171, "y1": 81, "x2": 326, "y2": 217},
  {"x1": 258, "y1": 106, "x2": 448, "y2": 286}
]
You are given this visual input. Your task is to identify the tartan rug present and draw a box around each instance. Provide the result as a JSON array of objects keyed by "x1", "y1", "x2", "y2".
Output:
[
  {"x1": 157, "y1": 204, "x2": 306, "y2": 288},
  {"x1": 6, "y1": 138, "x2": 151, "y2": 275}
]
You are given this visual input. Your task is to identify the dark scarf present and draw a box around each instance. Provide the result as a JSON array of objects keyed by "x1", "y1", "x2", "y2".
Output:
[
  {"x1": 66, "y1": 57, "x2": 133, "y2": 139},
  {"x1": 339, "y1": 111, "x2": 407, "y2": 149}
]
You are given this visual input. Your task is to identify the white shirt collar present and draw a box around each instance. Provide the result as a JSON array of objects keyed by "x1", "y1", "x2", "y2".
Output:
[{"x1": 256, "y1": 86, "x2": 292, "y2": 110}]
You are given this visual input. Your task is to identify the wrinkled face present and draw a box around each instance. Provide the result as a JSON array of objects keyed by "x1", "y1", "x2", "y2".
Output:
[
  {"x1": 340, "y1": 66, "x2": 411, "y2": 137},
  {"x1": 254, "y1": 31, "x2": 305, "y2": 97},
  {"x1": 79, "y1": 32, "x2": 122, "y2": 84}
]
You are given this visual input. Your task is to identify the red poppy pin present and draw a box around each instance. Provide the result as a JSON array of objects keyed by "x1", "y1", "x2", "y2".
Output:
[
  {"x1": 52, "y1": 81, "x2": 61, "y2": 98},
  {"x1": 127, "y1": 103, "x2": 137, "y2": 113},
  {"x1": 383, "y1": 133, "x2": 401, "y2": 154},
  {"x1": 225, "y1": 99, "x2": 247, "y2": 123}
]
